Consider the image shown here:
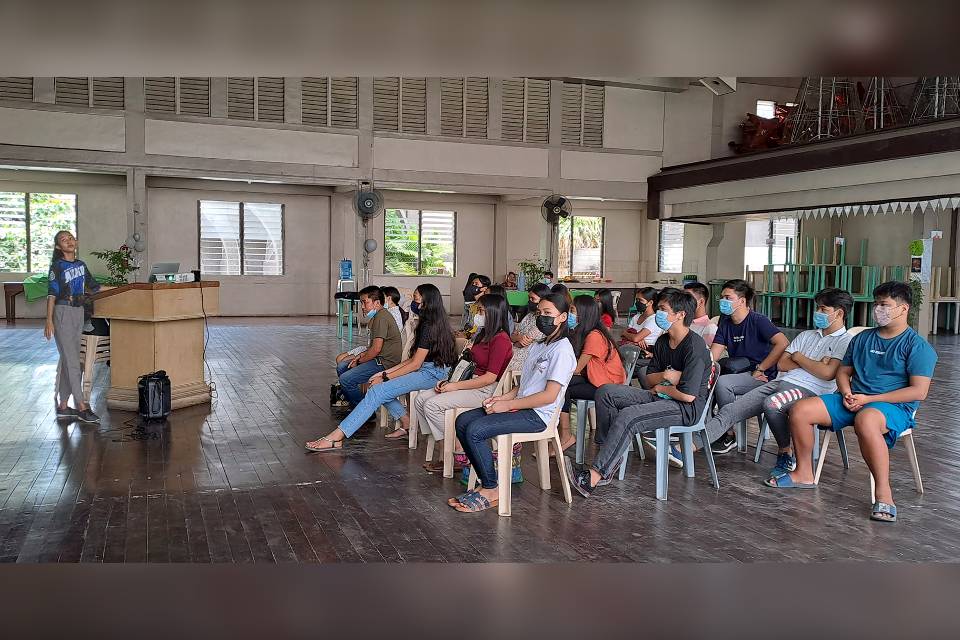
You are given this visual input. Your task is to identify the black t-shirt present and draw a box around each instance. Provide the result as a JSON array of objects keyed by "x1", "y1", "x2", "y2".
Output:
[{"x1": 646, "y1": 330, "x2": 712, "y2": 425}]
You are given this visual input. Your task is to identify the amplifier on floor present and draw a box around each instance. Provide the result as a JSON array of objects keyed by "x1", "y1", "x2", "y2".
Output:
[{"x1": 138, "y1": 370, "x2": 171, "y2": 420}]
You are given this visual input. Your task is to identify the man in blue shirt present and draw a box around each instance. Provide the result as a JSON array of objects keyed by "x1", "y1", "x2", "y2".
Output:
[
  {"x1": 709, "y1": 279, "x2": 789, "y2": 454},
  {"x1": 767, "y1": 281, "x2": 937, "y2": 524}
]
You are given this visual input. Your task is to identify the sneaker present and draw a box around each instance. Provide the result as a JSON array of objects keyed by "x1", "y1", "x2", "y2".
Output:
[
  {"x1": 56, "y1": 406, "x2": 79, "y2": 418},
  {"x1": 77, "y1": 409, "x2": 101, "y2": 424},
  {"x1": 769, "y1": 452, "x2": 797, "y2": 478},
  {"x1": 564, "y1": 457, "x2": 596, "y2": 497},
  {"x1": 667, "y1": 445, "x2": 684, "y2": 469},
  {"x1": 571, "y1": 459, "x2": 614, "y2": 486},
  {"x1": 711, "y1": 432, "x2": 737, "y2": 455}
]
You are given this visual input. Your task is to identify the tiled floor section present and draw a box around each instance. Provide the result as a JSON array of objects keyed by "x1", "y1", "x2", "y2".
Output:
[{"x1": 1, "y1": 317, "x2": 959, "y2": 562}]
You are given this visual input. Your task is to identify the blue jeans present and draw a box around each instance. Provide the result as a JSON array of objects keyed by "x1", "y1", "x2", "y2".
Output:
[
  {"x1": 455, "y1": 407, "x2": 546, "y2": 489},
  {"x1": 337, "y1": 358, "x2": 385, "y2": 407},
  {"x1": 339, "y1": 362, "x2": 450, "y2": 437}
]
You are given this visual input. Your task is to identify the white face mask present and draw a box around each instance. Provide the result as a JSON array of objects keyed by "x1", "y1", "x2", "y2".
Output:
[
  {"x1": 873, "y1": 304, "x2": 898, "y2": 327},
  {"x1": 473, "y1": 313, "x2": 485, "y2": 328}
]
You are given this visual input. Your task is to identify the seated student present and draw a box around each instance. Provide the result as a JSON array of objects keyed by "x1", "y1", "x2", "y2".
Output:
[
  {"x1": 462, "y1": 275, "x2": 493, "y2": 332},
  {"x1": 696, "y1": 287, "x2": 855, "y2": 477},
  {"x1": 594, "y1": 288, "x2": 618, "y2": 329},
  {"x1": 333, "y1": 286, "x2": 403, "y2": 409},
  {"x1": 619, "y1": 287, "x2": 662, "y2": 351},
  {"x1": 542, "y1": 270, "x2": 555, "y2": 286},
  {"x1": 566, "y1": 289, "x2": 712, "y2": 496},
  {"x1": 506, "y1": 283, "x2": 550, "y2": 371},
  {"x1": 462, "y1": 272, "x2": 480, "y2": 327},
  {"x1": 380, "y1": 285, "x2": 407, "y2": 331},
  {"x1": 550, "y1": 283, "x2": 574, "y2": 309},
  {"x1": 767, "y1": 281, "x2": 937, "y2": 523},
  {"x1": 709, "y1": 279, "x2": 789, "y2": 454},
  {"x1": 463, "y1": 284, "x2": 514, "y2": 338},
  {"x1": 447, "y1": 292, "x2": 576, "y2": 513},
  {"x1": 682, "y1": 282, "x2": 718, "y2": 346},
  {"x1": 558, "y1": 295, "x2": 626, "y2": 452},
  {"x1": 414, "y1": 293, "x2": 514, "y2": 474},
  {"x1": 307, "y1": 284, "x2": 457, "y2": 450},
  {"x1": 501, "y1": 271, "x2": 518, "y2": 289}
]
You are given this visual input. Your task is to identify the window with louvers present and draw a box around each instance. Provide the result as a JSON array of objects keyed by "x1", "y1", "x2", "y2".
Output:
[
  {"x1": 384, "y1": 209, "x2": 456, "y2": 276},
  {"x1": 0, "y1": 192, "x2": 77, "y2": 273},
  {"x1": 658, "y1": 221, "x2": 685, "y2": 273},
  {"x1": 199, "y1": 200, "x2": 285, "y2": 276},
  {"x1": 227, "y1": 77, "x2": 255, "y2": 120},
  {"x1": 144, "y1": 77, "x2": 176, "y2": 113},
  {"x1": 561, "y1": 82, "x2": 604, "y2": 147},
  {"x1": 256, "y1": 77, "x2": 284, "y2": 123},
  {"x1": 330, "y1": 77, "x2": 358, "y2": 128},
  {"x1": 501, "y1": 78, "x2": 549, "y2": 143},
  {"x1": 301, "y1": 77, "x2": 329, "y2": 126},
  {"x1": 464, "y1": 77, "x2": 488, "y2": 138},
  {"x1": 501, "y1": 78, "x2": 525, "y2": 142},
  {"x1": 303, "y1": 77, "x2": 358, "y2": 128},
  {"x1": 440, "y1": 78, "x2": 464, "y2": 136},
  {"x1": 561, "y1": 83, "x2": 583, "y2": 145},
  {"x1": 582, "y1": 83, "x2": 604, "y2": 147},
  {"x1": 55, "y1": 77, "x2": 89, "y2": 107},
  {"x1": 524, "y1": 79, "x2": 550, "y2": 144},
  {"x1": 178, "y1": 77, "x2": 210, "y2": 116},
  {"x1": 91, "y1": 77, "x2": 124, "y2": 109},
  {"x1": 0, "y1": 77, "x2": 33, "y2": 102},
  {"x1": 373, "y1": 77, "x2": 399, "y2": 132},
  {"x1": 440, "y1": 77, "x2": 488, "y2": 139},
  {"x1": 401, "y1": 77, "x2": 426, "y2": 134}
]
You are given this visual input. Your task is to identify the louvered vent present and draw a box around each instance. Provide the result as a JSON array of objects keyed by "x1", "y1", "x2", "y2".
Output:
[
  {"x1": 144, "y1": 77, "x2": 176, "y2": 113},
  {"x1": 373, "y1": 77, "x2": 399, "y2": 132},
  {"x1": 55, "y1": 77, "x2": 89, "y2": 107},
  {"x1": 501, "y1": 78, "x2": 525, "y2": 142},
  {"x1": 525, "y1": 79, "x2": 550, "y2": 144},
  {"x1": 227, "y1": 77, "x2": 255, "y2": 120},
  {"x1": 90, "y1": 77, "x2": 124, "y2": 109},
  {"x1": 582, "y1": 83, "x2": 604, "y2": 147},
  {"x1": 330, "y1": 77, "x2": 358, "y2": 128},
  {"x1": 257, "y1": 77, "x2": 284, "y2": 123},
  {"x1": 440, "y1": 77, "x2": 464, "y2": 136},
  {"x1": 0, "y1": 77, "x2": 34, "y2": 102},
  {"x1": 301, "y1": 77, "x2": 329, "y2": 126},
  {"x1": 179, "y1": 77, "x2": 210, "y2": 116},
  {"x1": 400, "y1": 77, "x2": 426, "y2": 134},
  {"x1": 561, "y1": 82, "x2": 582, "y2": 145},
  {"x1": 464, "y1": 77, "x2": 488, "y2": 139}
]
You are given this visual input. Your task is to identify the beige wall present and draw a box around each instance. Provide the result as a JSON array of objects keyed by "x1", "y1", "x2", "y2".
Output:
[
  {"x1": 603, "y1": 87, "x2": 665, "y2": 151},
  {"x1": 663, "y1": 87, "x2": 715, "y2": 167},
  {"x1": 0, "y1": 106, "x2": 126, "y2": 152},
  {"x1": 0, "y1": 170, "x2": 127, "y2": 318},
  {"x1": 714, "y1": 82, "x2": 798, "y2": 157},
  {"x1": 147, "y1": 184, "x2": 332, "y2": 316}
]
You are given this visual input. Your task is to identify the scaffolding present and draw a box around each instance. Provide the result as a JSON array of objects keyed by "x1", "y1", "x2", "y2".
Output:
[
  {"x1": 789, "y1": 77, "x2": 861, "y2": 143},
  {"x1": 910, "y1": 76, "x2": 960, "y2": 123},
  {"x1": 861, "y1": 77, "x2": 904, "y2": 131}
]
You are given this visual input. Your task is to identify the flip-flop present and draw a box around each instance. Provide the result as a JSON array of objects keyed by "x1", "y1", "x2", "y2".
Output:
[
  {"x1": 763, "y1": 474, "x2": 816, "y2": 489},
  {"x1": 384, "y1": 427, "x2": 408, "y2": 440},
  {"x1": 305, "y1": 436, "x2": 344, "y2": 452},
  {"x1": 454, "y1": 491, "x2": 498, "y2": 513},
  {"x1": 447, "y1": 490, "x2": 478, "y2": 508},
  {"x1": 870, "y1": 501, "x2": 897, "y2": 523}
]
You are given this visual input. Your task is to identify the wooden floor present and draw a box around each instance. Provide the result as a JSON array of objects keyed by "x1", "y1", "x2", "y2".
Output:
[{"x1": 2, "y1": 317, "x2": 959, "y2": 563}]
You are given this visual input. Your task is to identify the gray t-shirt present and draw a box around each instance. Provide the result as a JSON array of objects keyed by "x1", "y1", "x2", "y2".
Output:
[
  {"x1": 516, "y1": 338, "x2": 577, "y2": 426},
  {"x1": 780, "y1": 327, "x2": 853, "y2": 395}
]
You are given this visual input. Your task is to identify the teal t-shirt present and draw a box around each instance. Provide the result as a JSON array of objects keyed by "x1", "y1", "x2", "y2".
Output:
[{"x1": 842, "y1": 327, "x2": 937, "y2": 415}]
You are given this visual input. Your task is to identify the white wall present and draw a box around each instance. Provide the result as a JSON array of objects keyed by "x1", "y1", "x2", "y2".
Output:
[
  {"x1": 0, "y1": 170, "x2": 127, "y2": 318},
  {"x1": 603, "y1": 87, "x2": 665, "y2": 152},
  {"x1": 147, "y1": 184, "x2": 332, "y2": 316},
  {"x1": 663, "y1": 86, "x2": 715, "y2": 166}
]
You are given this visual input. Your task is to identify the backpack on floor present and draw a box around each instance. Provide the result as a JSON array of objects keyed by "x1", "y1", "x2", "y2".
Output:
[
  {"x1": 329, "y1": 383, "x2": 348, "y2": 406},
  {"x1": 138, "y1": 370, "x2": 171, "y2": 420}
]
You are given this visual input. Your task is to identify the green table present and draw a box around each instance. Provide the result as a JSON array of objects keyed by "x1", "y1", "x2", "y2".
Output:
[
  {"x1": 569, "y1": 289, "x2": 595, "y2": 299},
  {"x1": 22, "y1": 272, "x2": 112, "y2": 303},
  {"x1": 506, "y1": 290, "x2": 530, "y2": 306}
]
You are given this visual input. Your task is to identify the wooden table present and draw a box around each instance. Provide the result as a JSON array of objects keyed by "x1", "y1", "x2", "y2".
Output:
[{"x1": 4, "y1": 282, "x2": 24, "y2": 323}]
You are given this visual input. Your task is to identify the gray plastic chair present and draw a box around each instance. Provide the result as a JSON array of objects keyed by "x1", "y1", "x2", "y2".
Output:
[{"x1": 573, "y1": 346, "x2": 641, "y2": 465}]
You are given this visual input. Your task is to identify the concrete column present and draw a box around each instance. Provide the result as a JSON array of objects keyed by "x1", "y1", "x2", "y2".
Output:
[
  {"x1": 426, "y1": 77, "x2": 441, "y2": 136},
  {"x1": 210, "y1": 78, "x2": 227, "y2": 118},
  {"x1": 487, "y1": 78, "x2": 502, "y2": 140},
  {"x1": 705, "y1": 222, "x2": 726, "y2": 282},
  {"x1": 34, "y1": 77, "x2": 55, "y2": 103},
  {"x1": 284, "y1": 77, "x2": 301, "y2": 124},
  {"x1": 912, "y1": 210, "x2": 932, "y2": 336}
]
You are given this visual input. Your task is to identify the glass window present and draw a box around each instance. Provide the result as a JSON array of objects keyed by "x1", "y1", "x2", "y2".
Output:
[
  {"x1": 0, "y1": 191, "x2": 77, "y2": 272},
  {"x1": 658, "y1": 221, "x2": 684, "y2": 273},
  {"x1": 557, "y1": 215, "x2": 604, "y2": 279},
  {"x1": 756, "y1": 99, "x2": 776, "y2": 119},
  {"x1": 744, "y1": 218, "x2": 798, "y2": 273},
  {"x1": 199, "y1": 200, "x2": 284, "y2": 276},
  {"x1": 384, "y1": 209, "x2": 456, "y2": 276}
]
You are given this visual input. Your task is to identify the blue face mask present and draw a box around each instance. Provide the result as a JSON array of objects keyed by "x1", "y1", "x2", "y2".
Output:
[
  {"x1": 718, "y1": 299, "x2": 735, "y2": 315},
  {"x1": 410, "y1": 301, "x2": 420, "y2": 315},
  {"x1": 366, "y1": 308, "x2": 377, "y2": 319},
  {"x1": 813, "y1": 310, "x2": 831, "y2": 329},
  {"x1": 654, "y1": 310, "x2": 673, "y2": 331},
  {"x1": 567, "y1": 313, "x2": 577, "y2": 329}
]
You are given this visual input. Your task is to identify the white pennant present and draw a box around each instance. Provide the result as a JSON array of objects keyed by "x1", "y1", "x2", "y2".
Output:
[
  {"x1": 951, "y1": 197, "x2": 960, "y2": 209},
  {"x1": 939, "y1": 197, "x2": 950, "y2": 210}
]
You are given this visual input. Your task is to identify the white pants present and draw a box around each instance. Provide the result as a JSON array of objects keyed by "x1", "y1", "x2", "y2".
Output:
[{"x1": 413, "y1": 383, "x2": 497, "y2": 441}]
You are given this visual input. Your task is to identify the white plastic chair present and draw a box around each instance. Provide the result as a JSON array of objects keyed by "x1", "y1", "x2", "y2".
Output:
[
  {"x1": 814, "y1": 425, "x2": 923, "y2": 502},
  {"x1": 574, "y1": 346, "x2": 642, "y2": 465},
  {"x1": 466, "y1": 404, "x2": 572, "y2": 516}
]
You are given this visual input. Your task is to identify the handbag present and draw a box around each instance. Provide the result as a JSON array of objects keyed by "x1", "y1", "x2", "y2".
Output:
[
  {"x1": 448, "y1": 348, "x2": 476, "y2": 382},
  {"x1": 718, "y1": 356, "x2": 753, "y2": 375}
]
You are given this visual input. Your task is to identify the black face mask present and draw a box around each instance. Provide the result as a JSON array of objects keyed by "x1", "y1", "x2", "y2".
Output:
[
  {"x1": 634, "y1": 302, "x2": 647, "y2": 314},
  {"x1": 535, "y1": 314, "x2": 558, "y2": 336},
  {"x1": 410, "y1": 301, "x2": 420, "y2": 315}
]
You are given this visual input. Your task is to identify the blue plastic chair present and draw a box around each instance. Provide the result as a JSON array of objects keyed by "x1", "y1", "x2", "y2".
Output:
[
  {"x1": 574, "y1": 346, "x2": 641, "y2": 465},
  {"x1": 617, "y1": 362, "x2": 721, "y2": 500}
]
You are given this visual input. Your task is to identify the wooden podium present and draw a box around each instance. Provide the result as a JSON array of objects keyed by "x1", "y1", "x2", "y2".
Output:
[{"x1": 92, "y1": 281, "x2": 220, "y2": 411}]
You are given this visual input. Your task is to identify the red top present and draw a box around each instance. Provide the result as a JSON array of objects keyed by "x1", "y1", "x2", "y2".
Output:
[
  {"x1": 601, "y1": 313, "x2": 613, "y2": 328},
  {"x1": 584, "y1": 329, "x2": 626, "y2": 386},
  {"x1": 471, "y1": 331, "x2": 514, "y2": 379}
]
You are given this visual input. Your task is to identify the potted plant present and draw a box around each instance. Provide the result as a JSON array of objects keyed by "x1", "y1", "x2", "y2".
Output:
[
  {"x1": 91, "y1": 244, "x2": 140, "y2": 285},
  {"x1": 517, "y1": 258, "x2": 548, "y2": 288}
]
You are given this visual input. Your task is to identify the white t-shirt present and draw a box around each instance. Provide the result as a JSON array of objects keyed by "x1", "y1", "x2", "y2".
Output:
[
  {"x1": 627, "y1": 313, "x2": 665, "y2": 344},
  {"x1": 516, "y1": 338, "x2": 577, "y2": 426},
  {"x1": 386, "y1": 305, "x2": 404, "y2": 334},
  {"x1": 779, "y1": 326, "x2": 854, "y2": 395}
]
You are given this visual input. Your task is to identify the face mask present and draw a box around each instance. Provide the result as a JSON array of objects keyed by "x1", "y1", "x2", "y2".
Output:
[
  {"x1": 654, "y1": 310, "x2": 673, "y2": 331},
  {"x1": 473, "y1": 314, "x2": 485, "y2": 328},
  {"x1": 813, "y1": 311, "x2": 832, "y2": 330},
  {"x1": 633, "y1": 302, "x2": 647, "y2": 315},
  {"x1": 873, "y1": 304, "x2": 896, "y2": 327},
  {"x1": 535, "y1": 314, "x2": 557, "y2": 336},
  {"x1": 410, "y1": 301, "x2": 420, "y2": 315},
  {"x1": 567, "y1": 313, "x2": 577, "y2": 329},
  {"x1": 542, "y1": 277, "x2": 552, "y2": 285},
  {"x1": 366, "y1": 309, "x2": 377, "y2": 319},
  {"x1": 718, "y1": 299, "x2": 735, "y2": 315}
]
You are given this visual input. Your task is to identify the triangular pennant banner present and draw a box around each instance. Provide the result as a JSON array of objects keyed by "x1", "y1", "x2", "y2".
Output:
[{"x1": 951, "y1": 197, "x2": 960, "y2": 209}]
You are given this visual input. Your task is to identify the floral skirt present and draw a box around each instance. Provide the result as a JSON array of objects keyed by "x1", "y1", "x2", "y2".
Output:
[{"x1": 458, "y1": 442, "x2": 524, "y2": 486}]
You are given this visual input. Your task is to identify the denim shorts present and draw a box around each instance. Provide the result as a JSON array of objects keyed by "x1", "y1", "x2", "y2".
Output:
[{"x1": 819, "y1": 393, "x2": 914, "y2": 449}]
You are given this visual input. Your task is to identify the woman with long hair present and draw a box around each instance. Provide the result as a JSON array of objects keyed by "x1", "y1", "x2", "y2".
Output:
[
  {"x1": 620, "y1": 286, "x2": 662, "y2": 352},
  {"x1": 306, "y1": 284, "x2": 457, "y2": 450},
  {"x1": 45, "y1": 229, "x2": 101, "y2": 423},
  {"x1": 414, "y1": 293, "x2": 514, "y2": 474},
  {"x1": 505, "y1": 283, "x2": 550, "y2": 371},
  {"x1": 594, "y1": 288, "x2": 618, "y2": 329},
  {"x1": 557, "y1": 295, "x2": 626, "y2": 451},
  {"x1": 448, "y1": 292, "x2": 577, "y2": 513}
]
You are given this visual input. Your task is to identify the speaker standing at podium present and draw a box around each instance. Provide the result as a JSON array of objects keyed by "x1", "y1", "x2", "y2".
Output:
[{"x1": 43, "y1": 230, "x2": 101, "y2": 424}]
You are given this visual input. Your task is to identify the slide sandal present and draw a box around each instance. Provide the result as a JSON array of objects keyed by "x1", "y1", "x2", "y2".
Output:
[
  {"x1": 763, "y1": 474, "x2": 816, "y2": 489},
  {"x1": 870, "y1": 501, "x2": 897, "y2": 523}
]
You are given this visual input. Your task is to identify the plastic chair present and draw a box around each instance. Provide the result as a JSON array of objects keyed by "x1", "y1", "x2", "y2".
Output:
[
  {"x1": 54, "y1": 333, "x2": 111, "y2": 405},
  {"x1": 617, "y1": 362, "x2": 721, "y2": 500},
  {"x1": 814, "y1": 426, "x2": 923, "y2": 502},
  {"x1": 424, "y1": 374, "x2": 514, "y2": 478},
  {"x1": 466, "y1": 404, "x2": 572, "y2": 517},
  {"x1": 574, "y1": 346, "x2": 641, "y2": 465}
]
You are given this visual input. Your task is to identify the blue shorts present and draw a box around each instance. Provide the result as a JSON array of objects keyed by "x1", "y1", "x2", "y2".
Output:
[{"x1": 818, "y1": 393, "x2": 914, "y2": 449}]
